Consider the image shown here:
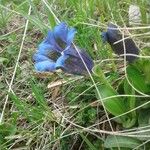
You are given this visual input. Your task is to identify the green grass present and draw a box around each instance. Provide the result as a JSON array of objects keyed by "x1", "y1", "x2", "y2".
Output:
[{"x1": 0, "y1": 0, "x2": 150, "y2": 149}]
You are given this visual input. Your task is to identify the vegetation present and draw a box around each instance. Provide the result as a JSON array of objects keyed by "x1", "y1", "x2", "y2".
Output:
[{"x1": 0, "y1": 0, "x2": 150, "y2": 149}]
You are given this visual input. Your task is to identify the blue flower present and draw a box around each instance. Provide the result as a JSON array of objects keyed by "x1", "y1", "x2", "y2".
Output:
[
  {"x1": 56, "y1": 47, "x2": 94, "y2": 75},
  {"x1": 33, "y1": 22, "x2": 94, "y2": 75},
  {"x1": 101, "y1": 23, "x2": 139, "y2": 62}
]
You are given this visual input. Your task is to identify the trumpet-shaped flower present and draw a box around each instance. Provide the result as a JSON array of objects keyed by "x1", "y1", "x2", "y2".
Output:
[
  {"x1": 101, "y1": 23, "x2": 139, "y2": 62},
  {"x1": 33, "y1": 22, "x2": 93, "y2": 75}
]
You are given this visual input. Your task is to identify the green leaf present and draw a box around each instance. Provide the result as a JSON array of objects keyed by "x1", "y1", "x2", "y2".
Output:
[
  {"x1": 30, "y1": 80, "x2": 48, "y2": 109},
  {"x1": 98, "y1": 84, "x2": 126, "y2": 117},
  {"x1": 80, "y1": 133, "x2": 97, "y2": 150},
  {"x1": 138, "y1": 109, "x2": 150, "y2": 127},
  {"x1": 0, "y1": 122, "x2": 17, "y2": 146},
  {"x1": 10, "y1": 93, "x2": 30, "y2": 118},
  {"x1": 0, "y1": 123, "x2": 17, "y2": 136},
  {"x1": 29, "y1": 106, "x2": 45, "y2": 122},
  {"x1": 123, "y1": 79, "x2": 137, "y2": 128},
  {"x1": 142, "y1": 60, "x2": 150, "y2": 84},
  {"x1": 127, "y1": 65, "x2": 149, "y2": 93},
  {"x1": 93, "y1": 65, "x2": 129, "y2": 122},
  {"x1": 93, "y1": 65, "x2": 109, "y2": 85},
  {"x1": 104, "y1": 135, "x2": 142, "y2": 149},
  {"x1": 0, "y1": 57, "x2": 8, "y2": 63},
  {"x1": 137, "y1": 109, "x2": 150, "y2": 141},
  {"x1": 30, "y1": 80, "x2": 54, "y2": 120}
]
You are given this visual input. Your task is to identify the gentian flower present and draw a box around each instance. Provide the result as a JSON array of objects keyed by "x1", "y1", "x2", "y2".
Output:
[
  {"x1": 56, "y1": 46, "x2": 93, "y2": 75},
  {"x1": 101, "y1": 23, "x2": 139, "y2": 62},
  {"x1": 33, "y1": 22, "x2": 93, "y2": 75}
]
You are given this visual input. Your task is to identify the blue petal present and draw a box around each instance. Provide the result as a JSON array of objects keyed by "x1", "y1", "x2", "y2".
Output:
[
  {"x1": 101, "y1": 32, "x2": 108, "y2": 43},
  {"x1": 33, "y1": 53, "x2": 50, "y2": 62},
  {"x1": 38, "y1": 42, "x2": 55, "y2": 55},
  {"x1": 53, "y1": 22, "x2": 76, "y2": 48},
  {"x1": 38, "y1": 42, "x2": 61, "y2": 61},
  {"x1": 64, "y1": 47, "x2": 94, "y2": 70},
  {"x1": 44, "y1": 30, "x2": 56, "y2": 44},
  {"x1": 53, "y1": 22, "x2": 68, "y2": 43},
  {"x1": 107, "y1": 23, "x2": 120, "y2": 42},
  {"x1": 40, "y1": 31, "x2": 63, "y2": 52},
  {"x1": 34, "y1": 60, "x2": 56, "y2": 72},
  {"x1": 63, "y1": 47, "x2": 83, "y2": 57},
  {"x1": 67, "y1": 28, "x2": 76, "y2": 45},
  {"x1": 55, "y1": 54, "x2": 69, "y2": 70},
  {"x1": 55, "y1": 54, "x2": 93, "y2": 75}
]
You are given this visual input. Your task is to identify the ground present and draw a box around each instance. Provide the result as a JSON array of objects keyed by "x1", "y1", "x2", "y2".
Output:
[{"x1": 0, "y1": 0, "x2": 150, "y2": 149}]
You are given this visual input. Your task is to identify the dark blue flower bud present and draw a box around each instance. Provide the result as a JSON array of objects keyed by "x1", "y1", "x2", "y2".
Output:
[{"x1": 102, "y1": 23, "x2": 139, "y2": 62}]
